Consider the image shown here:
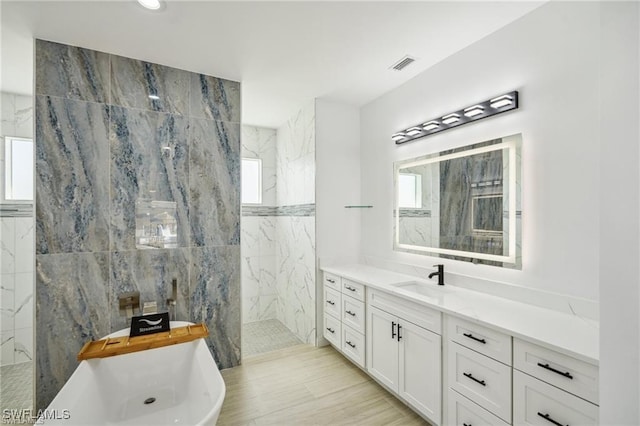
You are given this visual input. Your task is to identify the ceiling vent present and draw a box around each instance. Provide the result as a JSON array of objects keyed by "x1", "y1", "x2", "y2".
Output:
[{"x1": 390, "y1": 55, "x2": 417, "y2": 71}]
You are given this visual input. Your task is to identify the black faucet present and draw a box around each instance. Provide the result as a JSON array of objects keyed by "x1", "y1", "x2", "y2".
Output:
[{"x1": 428, "y1": 264, "x2": 445, "y2": 285}]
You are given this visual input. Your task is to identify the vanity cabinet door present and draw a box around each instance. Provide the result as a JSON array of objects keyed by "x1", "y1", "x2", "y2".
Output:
[
  {"x1": 367, "y1": 306, "x2": 399, "y2": 392},
  {"x1": 399, "y1": 320, "x2": 442, "y2": 425}
]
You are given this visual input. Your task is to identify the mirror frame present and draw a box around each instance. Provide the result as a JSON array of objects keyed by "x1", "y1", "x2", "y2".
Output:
[{"x1": 394, "y1": 134, "x2": 521, "y2": 266}]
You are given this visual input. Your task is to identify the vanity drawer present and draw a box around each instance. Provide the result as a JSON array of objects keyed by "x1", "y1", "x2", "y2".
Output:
[
  {"x1": 342, "y1": 325, "x2": 365, "y2": 368},
  {"x1": 513, "y1": 370, "x2": 598, "y2": 425},
  {"x1": 324, "y1": 313, "x2": 341, "y2": 347},
  {"x1": 324, "y1": 287, "x2": 342, "y2": 319},
  {"x1": 448, "y1": 316, "x2": 511, "y2": 365},
  {"x1": 368, "y1": 289, "x2": 441, "y2": 335},
  {"x1": 448, "y1": 342, "x2": 512, "y2": 423},
  {"x1": 447, "y1": 389, "x2": 510, "y2": 426},
  {"x1": 342, "y1": 294, "x2": 365, "y2": 334},
  {"x1": 514, "y1": 338, "x2": 599, "y2": 404},
  {"x1": 324, "y1": 273, "x2": 341, "y2": 291},
  {"x1": 342, "y1": 278, "x2": 365, "y2": 302}
]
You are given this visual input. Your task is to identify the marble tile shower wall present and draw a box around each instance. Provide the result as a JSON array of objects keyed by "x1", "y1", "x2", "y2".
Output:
[
  {"x1": 1, "y1": 92, "x2": 34, "y2": 367},
  {"x1": 275, "y1": 102, "x2": 316, "y2": 345},
  {"x1": 34, "y1": 40, "x2": 241, "y2": 409},
  {"x1": 241, "y1": 126, "x2": 277, "y2": 323}
]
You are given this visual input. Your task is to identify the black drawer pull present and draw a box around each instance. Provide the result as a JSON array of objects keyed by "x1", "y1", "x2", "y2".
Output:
[
  {"x1": 397, "y1": 324, "x2": 402, "y2": 341},
  {"x1": 538, "y1": 412, "x2": 568, "y2": 426},
  {"x1": 463, "y1": 372, "x2": 486, "y2": 386},
  {"x1": 463, "y1": 423, "x2": 472, "y2": 426},
  {"x1": 463, "y1": 332, "x2": 487, "y2": 344},
  {"x1": 537, "y1": 363, "x2": 573, "y2": 379},
  {"x1": 392, "y1": 321, "x2": 397, "y2": 339},
  {"x1": 345, "y1": 285, "x2": 357, "y2": 292},
  {"x1": 346, "y1": 310, "x2": 356, "y2": 317},
  {"x1": 327, "y1": 278, "x2": 335, "y2": 283},
  {"x1": 326, "y1": 300, "x2": 335, "y2": 306},
  {"x1": 346, "y1": 341, "x2": 356, "y2": 348},
  {"x1": 326, "y1": 327, "x2": 335, "y2": 334}
]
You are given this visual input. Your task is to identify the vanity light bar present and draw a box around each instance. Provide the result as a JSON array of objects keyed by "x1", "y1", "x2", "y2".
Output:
[{"x1": 393, "y1": 90, "x2": 519, "y2": 145}]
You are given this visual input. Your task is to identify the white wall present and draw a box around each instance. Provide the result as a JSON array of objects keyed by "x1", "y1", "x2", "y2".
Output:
[
  {"x1": 360, "y1": 1, "x2": 601, "y2": 302},
  {"x1": 315, "y1": 99, "x2": 361, "y2": 267},
  {"x1": 599, "y1": 2, "x2": 640, "y2": 424}
]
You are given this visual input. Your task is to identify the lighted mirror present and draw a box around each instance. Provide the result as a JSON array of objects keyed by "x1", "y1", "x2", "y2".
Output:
[{"x1": 394, "y1": 134, "x2": 522, "y2": 268}]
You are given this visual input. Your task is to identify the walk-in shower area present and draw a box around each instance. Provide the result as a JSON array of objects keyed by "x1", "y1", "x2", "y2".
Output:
[
  {"x1": 240, "y1": 106, "x2": 316, "y2": 358},
  {"x1": 1, "y1": 92, "x2": 35, "y2": 412}
]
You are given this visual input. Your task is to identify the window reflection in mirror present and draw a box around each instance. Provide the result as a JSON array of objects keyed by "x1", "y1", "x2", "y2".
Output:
[{"x1": 394, "y1": 134, "x2": 521, "y2": 269}]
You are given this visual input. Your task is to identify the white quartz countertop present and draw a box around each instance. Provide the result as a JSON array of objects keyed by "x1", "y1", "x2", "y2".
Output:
[{"x1": 321, "y1": 264, "x2": 599, "y2": 365}]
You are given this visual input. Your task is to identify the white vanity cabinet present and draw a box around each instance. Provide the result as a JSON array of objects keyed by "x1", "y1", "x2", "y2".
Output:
[
  {"x1": 446, "y1": 316, "x2": 513, "y2": 425},
  {"x1": 512, "y1": 338, "x2": 599, "y2": 425},
  {"x1": 321, "y1": 264, "x2": 599, "y2": 426},
  {"x1": 322, "y1": 272, "x2": 366, "y2": 368},
  {"x1": 367, "y1": 289, "x2": 442, "y2": 425}
]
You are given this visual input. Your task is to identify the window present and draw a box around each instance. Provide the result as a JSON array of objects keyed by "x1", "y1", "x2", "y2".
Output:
[
  {"x1": 4, "y1": 137, "x2": 33, "y2": 201},
  {"x1": 241, "y1": 158, "x2": 262, "y2": 204},
  {"x1": 398, "y1": 173, "x2": 422, "y2": 209}
]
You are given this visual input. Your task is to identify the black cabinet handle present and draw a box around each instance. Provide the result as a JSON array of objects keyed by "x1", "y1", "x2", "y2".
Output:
[
  {"x1": 537, "y1": 363, "x2": 573, "y2": 379},
  {"x1": 327, "y1": 278, "x2": 335, "y2": 283},
  {"x1": 326, "y1": 300, "x2": 335, "y2": 306},
  {"x1": 463, "y1": 423, "x2": 472, "y2": 426},
  {"x1": 346, "y1": 341, "x2": 356, "y2": 348},
  {"x1": 392, "y1": 321, "x2": 397, "y2": 339},
  {"x1": 397, "y1": 324, "x2": 402, "y2": 341},
  {"x1": 346, "y1": 310, "x2": 356, "y2": 317},
  {"x1": 537, "y1": 412, "x2": 568, "y2": 426},
  {"x1": 463, "y1": 332, "x2": 487, "y2": 344},
  {"x1": 463, "y1": 372, "x2": 486, "y2": 386},
  {"x1": 345, "y1": 285, "x2": 357, "y2": 292},
  {"x1": 326, "y1": 327, "x2": 335, "y2": 334}
]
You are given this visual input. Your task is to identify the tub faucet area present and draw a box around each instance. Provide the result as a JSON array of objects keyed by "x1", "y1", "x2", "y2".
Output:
[{"x1": 428, "y1": 264, "x2": 445, "y2": 285}]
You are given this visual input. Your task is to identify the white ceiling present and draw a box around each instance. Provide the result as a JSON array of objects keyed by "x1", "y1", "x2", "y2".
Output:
[{"x1": 1, "y1": 0, "x2": 544, "y2": 128}]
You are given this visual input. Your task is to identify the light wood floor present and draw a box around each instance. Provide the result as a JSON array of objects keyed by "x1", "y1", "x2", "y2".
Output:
[{"x1": 218, "y1": 344, "x2": 429, "y2": 426}]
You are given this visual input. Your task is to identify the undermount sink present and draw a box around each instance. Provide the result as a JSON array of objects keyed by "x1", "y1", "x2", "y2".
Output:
[{"x1": 392, "y1": 281, "x2": 451, "y2": 298}]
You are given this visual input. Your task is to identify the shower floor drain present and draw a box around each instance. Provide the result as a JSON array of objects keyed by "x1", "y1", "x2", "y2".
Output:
[{"x1": 144, "y1": 397, "x2": 156, "y2": 405}]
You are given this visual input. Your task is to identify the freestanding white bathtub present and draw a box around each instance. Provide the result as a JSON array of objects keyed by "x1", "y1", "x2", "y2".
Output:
[{"x1": 40, "y1": 321, "x2": 225, "y2": 425}]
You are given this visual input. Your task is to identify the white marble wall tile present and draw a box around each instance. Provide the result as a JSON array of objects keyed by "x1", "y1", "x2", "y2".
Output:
[
  {"x1": 1, "y1": 92, "x2": 34, "y2": 139},
  {"x1": 242, "y1": 256, "x2": 260, "y2": 299},
  {"x1": 14, "y1": 218, "x2": 34, "y2": 273},
  {"x1": 1, "y1": 331, "x2": 14, "y2": 366},
  {"x1": 14, "y1": 272, "x2": 33, "y2": 330},
  {"x1": 259, "y1": 217, "x2": 276, "y2": 254},
  {"x1": 14, "y1": 327, "x2": 32, "y2": 363},
  {"x1": 275, "y1": 216, "x2": 315, "y2": 344},
  {"x1": 1, "y1": 218, "x2": 15, "y2": 273},
  {"x1": 241, "y1": 217, "x2": 260, "y2": 257},
  {"x1": 1, "y1": 274, "x2": 14, "y2": 332}
]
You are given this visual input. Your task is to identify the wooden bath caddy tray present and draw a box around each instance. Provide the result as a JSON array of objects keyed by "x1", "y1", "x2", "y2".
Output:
[{"x1": 77, "y1": 323, "x2": 209, "y2": 361}]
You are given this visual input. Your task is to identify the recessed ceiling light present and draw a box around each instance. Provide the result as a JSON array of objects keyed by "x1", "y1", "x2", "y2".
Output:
[{"x1": 138, "y1": 0, "x2": 161, "y2": 10}]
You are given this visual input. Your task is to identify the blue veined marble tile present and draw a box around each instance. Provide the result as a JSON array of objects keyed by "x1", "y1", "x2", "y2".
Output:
[
  {"x1": 110, "y1": 55, "x2": 190, "y2": 115},
  {"x1": 189, "y1": 246, "x2": 240, "y2": 369},
  {"x1": 190, "y1": 74, "x2": 240, "y2": 123},
  {"x1": 35, "y1": 95, "x2": 110, "y2": 255},
  {"x1": 110, "y1": 249, "x2": 190, "y2": 331},
  {"x1": 35, "y1": 40, "x2": 110, "y2": 103},
  {"x1": 35, "y1": 252, "x2": 110, "y2": 409},
  {"x1": 110, "y1": 106, "x2": 189, "y2": 251},
  {"x1": 189, "y1": 118, "x2": 240, "y2": 247}
]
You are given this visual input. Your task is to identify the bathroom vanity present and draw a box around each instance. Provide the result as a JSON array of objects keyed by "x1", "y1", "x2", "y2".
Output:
[{"x1": 320, "y1": 264, "x2": 599, "y2": 426}]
